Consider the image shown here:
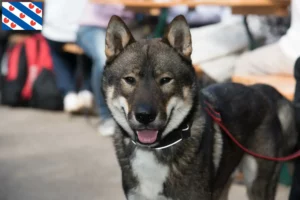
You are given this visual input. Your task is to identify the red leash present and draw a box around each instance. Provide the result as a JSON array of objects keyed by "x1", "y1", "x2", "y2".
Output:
[{"x1": 204, "y1": 102, "x2": 300, "y2": 162}]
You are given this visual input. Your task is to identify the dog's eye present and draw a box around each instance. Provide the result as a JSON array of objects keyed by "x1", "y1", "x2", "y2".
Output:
[
  {"x1": 160, "y1": 77, "x2": 173, "y2": 85},
  {"x1": 124, "y1": 76, "x2": 136, "y2": 85}
]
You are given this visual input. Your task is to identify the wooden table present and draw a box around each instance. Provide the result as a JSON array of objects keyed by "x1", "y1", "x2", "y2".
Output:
[
  {"x1": 232, "y1": 75, "x2": 295, "y2": 101},
  {"x1": 92, "y1": 0, "x2": 290, "y2": 48},
  {"x1": 91, "y1": 0, "x2": 291, "y2": 16}
]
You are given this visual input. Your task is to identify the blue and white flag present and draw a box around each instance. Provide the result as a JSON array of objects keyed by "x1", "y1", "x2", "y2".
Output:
[{"x1": 2, "y1": 2, "x2": 43, "y2": 31}]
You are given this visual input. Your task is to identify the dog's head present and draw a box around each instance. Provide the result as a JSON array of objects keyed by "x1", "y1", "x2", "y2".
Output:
[{"x1": 102, "y1": 15, "x2": 197, "y2": 147}]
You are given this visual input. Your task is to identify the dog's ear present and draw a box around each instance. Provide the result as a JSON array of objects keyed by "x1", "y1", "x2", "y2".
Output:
[
  {"x1": 163, "y1": 15, "x2": 192, "y2": 59},
  {"x1": 105, "y1": 15, "x2": 135, "y2": 61}
]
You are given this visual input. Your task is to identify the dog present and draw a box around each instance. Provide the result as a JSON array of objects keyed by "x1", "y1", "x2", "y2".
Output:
[{"x1": 102, "y1": 15, "x2": 298, "y2": 200}]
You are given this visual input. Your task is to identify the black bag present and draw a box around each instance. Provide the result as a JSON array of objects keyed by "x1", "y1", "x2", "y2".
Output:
[{"x1": 1, "y1": 34, "x2": 63, "y2": 110}]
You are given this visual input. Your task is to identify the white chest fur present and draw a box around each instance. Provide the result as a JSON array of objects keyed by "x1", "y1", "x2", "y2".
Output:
[{"x1": 129, "y1": 149, "x2": 170, "y2": 200}]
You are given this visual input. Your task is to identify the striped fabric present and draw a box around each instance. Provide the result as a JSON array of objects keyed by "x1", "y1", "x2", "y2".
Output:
[{"x1": 2, "y1": 2, "x2": 43, "y2": 30}]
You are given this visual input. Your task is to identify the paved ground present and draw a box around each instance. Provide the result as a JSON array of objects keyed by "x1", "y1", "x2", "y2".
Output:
[{"x1": 0, "y1": 106, "x2": 291, "y2": 200}]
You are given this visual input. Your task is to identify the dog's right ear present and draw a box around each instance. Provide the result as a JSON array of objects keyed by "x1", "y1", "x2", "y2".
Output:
[{"x1": 105, "y1": 15, "x2": 135, "y2": 61}]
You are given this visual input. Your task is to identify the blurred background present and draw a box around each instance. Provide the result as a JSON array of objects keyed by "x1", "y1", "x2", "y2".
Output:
[{"x1": 0, "y1": 0, "x2": 298, "y2": 199}]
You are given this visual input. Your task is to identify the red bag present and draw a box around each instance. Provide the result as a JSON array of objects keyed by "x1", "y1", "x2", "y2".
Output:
[{"x1": 1, "y1": 34, "x2": 63, "y2": 110}]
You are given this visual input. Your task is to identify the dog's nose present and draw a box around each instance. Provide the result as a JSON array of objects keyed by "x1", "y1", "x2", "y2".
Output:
[{"x1": 135, "y1": 104, "x2": 156, "y2": 124}]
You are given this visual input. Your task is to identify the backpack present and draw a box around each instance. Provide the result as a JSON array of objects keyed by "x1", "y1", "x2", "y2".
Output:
[{"x1": 1, "y1": 34, "x2": 63, "y2": 110}]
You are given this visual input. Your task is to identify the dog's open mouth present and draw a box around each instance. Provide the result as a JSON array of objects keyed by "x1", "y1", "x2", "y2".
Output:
[{"x1": 136, "y1": 130, "x2": 158, "y2": 144}]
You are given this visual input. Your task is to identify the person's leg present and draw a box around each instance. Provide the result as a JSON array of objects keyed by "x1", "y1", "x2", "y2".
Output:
[
  {"x1": 77, "y1": 27, "x2": 111, "y2": 118},
  {"x1": 46, "y1": 38, "x2": 79, "y2": 113},
  {"x1": 46, "y1": 38, "x2": 76, "y2": 96},
  {"x1": 77, "y1": 54, "x2": 94, "y2": 111},
  {"x1": 233, "y1": 43, "x2": 294, "y2": 76},
  {"x1": 77, "y1": 26, "x2": 115, "y2": 136},
  {"x1": 79, "y1": 55, "x2": 92, "y2": 92},
  {"x1": 289, "y1": 57, "x2": 300, "y2": 200}
]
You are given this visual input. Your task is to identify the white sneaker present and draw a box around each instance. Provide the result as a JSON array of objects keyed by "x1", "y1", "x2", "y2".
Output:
[
  {"x1": 64, "y1": 92, "x2": 80, "y2": 113},
  {"x1": 77, "y1": 90, "x2": 94, "y2": 110},
  {"x1": 98, "y1": 118, "x2": 116, "y2": 137}
]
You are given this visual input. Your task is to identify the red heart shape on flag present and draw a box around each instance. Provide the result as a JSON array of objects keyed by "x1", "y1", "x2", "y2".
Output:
[
  {"x1": 20, "y1": 13, "x2": 25, "y2": 19},
  {"x1": 11, "y1": 22, "x2": 16, "y2": 28},
  {"x1": 30, "y1": 20, "x2": 36, "y2": 26},
  {"x1": 36, "y1": 8, "x2": 41, "y2": 14},
  {"x1": 9, "y1": 5, "x2": 15, "y2": 11},
  {"x1": 4, "y1": 18, "x2": 9, "y2": 23},
  {"x1": 29, "y1": 3, "x2": 34, "y2": 9}
]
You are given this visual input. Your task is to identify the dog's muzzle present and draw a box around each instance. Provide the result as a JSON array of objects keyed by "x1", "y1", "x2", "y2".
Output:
[{"x1": 131, "y1": 123, "x2": 191, "y2": 150}]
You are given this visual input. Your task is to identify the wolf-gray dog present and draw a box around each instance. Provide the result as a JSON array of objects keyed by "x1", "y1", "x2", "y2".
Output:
[{"x1": 101, "y1": 15, "x2": 298, "y2": 200}]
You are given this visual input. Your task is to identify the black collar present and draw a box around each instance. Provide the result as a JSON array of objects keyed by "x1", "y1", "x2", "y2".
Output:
[{"x1": 131, "y1": 121, "x2": 192, "y2": 150}]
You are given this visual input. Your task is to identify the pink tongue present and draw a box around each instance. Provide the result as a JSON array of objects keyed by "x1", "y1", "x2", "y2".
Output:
[{"x1": 137, "y1": 130, "x2": 158, "y2": 144}]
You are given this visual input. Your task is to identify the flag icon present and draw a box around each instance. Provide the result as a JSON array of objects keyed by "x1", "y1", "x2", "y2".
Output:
[{"x1": 2, "y1": 2, "x2": 43, "y2": 31}]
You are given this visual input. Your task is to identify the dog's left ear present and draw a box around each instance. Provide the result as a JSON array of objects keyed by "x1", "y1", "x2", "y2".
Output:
[
  {"x1": 163, "y1": 15, "x2": 192, "y2": 59},
  {"x1": 105, "y1": 15, "x2": 135, "y2": 61}
]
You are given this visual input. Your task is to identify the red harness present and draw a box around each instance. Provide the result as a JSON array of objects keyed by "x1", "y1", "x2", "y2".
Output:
[{"x1": 204, "y1": 101, "x2": 300, "y2": 162}]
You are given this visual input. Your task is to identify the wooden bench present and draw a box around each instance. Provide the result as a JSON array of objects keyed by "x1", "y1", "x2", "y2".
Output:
[
  {"x1": 232, "y1": 75, "x2": 296, "y2": 101},
  {"x1": 62, "y1": 46, "x2": 204, "y2": 77},
  {"x1": 7, "y1": 35, "x2": 85, "y2": 55},
  {"x1": 62, "y1": 43, "x2": 84, "y2": 55},
  {"x1": 92, "y1": 0, "x2": 290, "y2": 16},
  {"x1": 8, "y1": 34, "x2": 30, "y2": 44}
]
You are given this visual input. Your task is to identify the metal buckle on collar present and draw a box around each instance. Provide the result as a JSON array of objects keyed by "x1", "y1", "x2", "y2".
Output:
[{"x1": 182, "y1": 124, "x2": 189, "y2": 131}]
